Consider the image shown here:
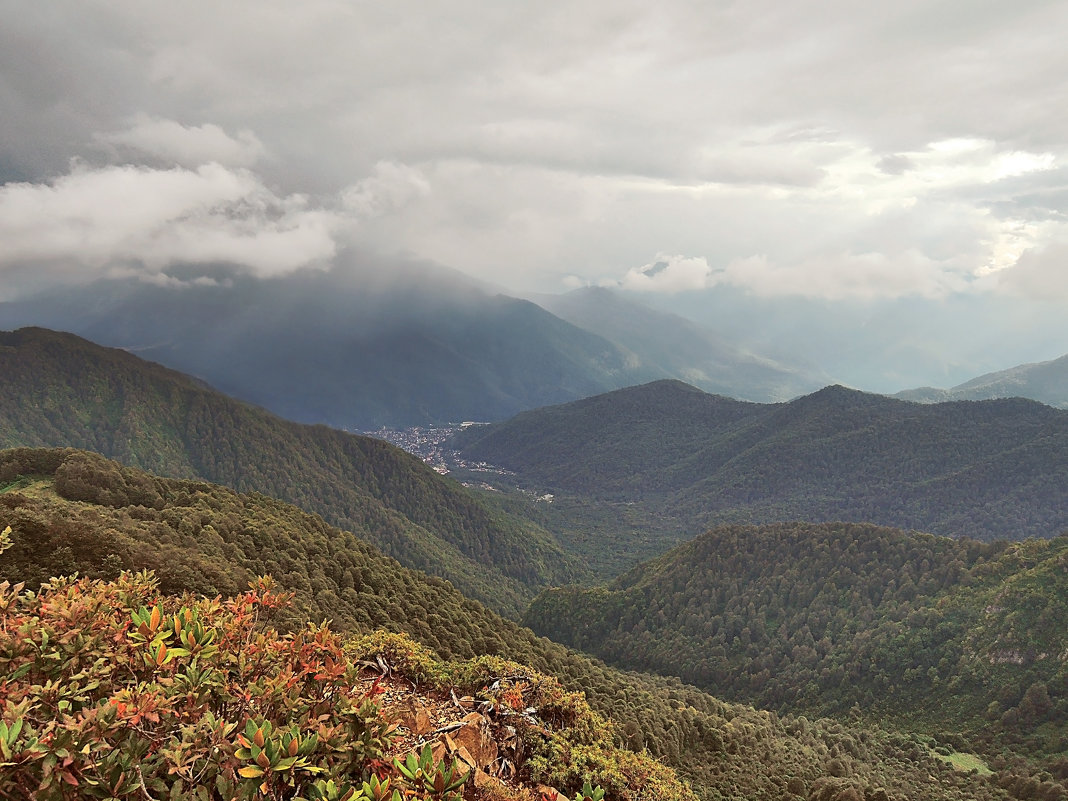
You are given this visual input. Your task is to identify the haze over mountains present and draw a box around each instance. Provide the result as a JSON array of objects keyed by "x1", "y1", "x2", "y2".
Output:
[
  {"x1": 896, "y1": 353, "x2": 1068, "y2": 408},
  {"x1": 531, "y1": 286, "x2": 826, "y2": 402},
  {"x1": 0, "y1": 258, "x2": 821, "y2": 429}
]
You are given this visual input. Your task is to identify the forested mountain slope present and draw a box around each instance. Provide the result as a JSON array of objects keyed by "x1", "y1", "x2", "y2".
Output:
[
  {"x1": 451, "y1": 380, "x2": 1068, "y2": 542},
  {"x1": 525, "y1": 521, "x2": 1068, "y2": 763},
  {"x1": 0, "y1": 327, "x2": 583, "y2": 615},
  {"x1": 0, "y1": 447, "x2": 1046, "y2": 801}
]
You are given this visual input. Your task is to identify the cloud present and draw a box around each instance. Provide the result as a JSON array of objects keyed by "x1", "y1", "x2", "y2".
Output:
[
  {"x1": 998, "y1": 236, "x2": 1068, "y2": 301},
  {"x1": 620, "y1": 254, "x2": 715, "y2": 293},
  {"x1": 719, "y1": 251, "x2": 977, "y2": 301},
  {"x1": 341, "y1": 161, "x2": 430, "y2": 217},
  {"x1": 3, "y1": 0, "x2": 1068, "y2": 318},
  {"x1": 0, "y1": 161, "x2": 341, "y2": 294},
  {"x1": 876, "y1": 154, "x2": 914, "y2": 175},
  {"x1": 97, "y1": 115, "x2": 267, "y2": 168},
  {"x1": 615, "y1": 248, "x2": 977, "y2": 301}
]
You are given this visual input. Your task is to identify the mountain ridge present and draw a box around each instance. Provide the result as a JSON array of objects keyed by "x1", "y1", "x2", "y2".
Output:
[
  {"x1": 450, "y1": 379, "x2": 1068, "y2": 543},
  {"x1": 895, "y1": 352, "x2": 1068, "y2": 408},
  {"x1": 2, "y1": 447, "x2": 1029, "y2": 801},
  {"x1": 0, "y1": 326, "x2": 583, "y2": 615}
]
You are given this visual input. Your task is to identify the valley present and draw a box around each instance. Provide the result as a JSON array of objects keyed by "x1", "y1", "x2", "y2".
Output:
[{"x1": 2, "y1": 327, "x2": 1067, "y2": 801}]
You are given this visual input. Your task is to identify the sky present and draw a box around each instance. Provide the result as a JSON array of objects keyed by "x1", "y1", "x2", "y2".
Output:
[{"x1": 2, "y1": 0, "x2": 1067, "y2": 389}]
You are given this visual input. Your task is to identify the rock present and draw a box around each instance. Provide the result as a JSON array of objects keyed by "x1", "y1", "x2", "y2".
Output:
[
  {"x1": 396, "y1": 698, "x2": 433, "y2": 735},
  {"x1": 431, "y1": 740, "x2": 448, "y2": 763},
  {"x1": 450, "y1": 715, "x2": 499, "y2": 768},
  {"x1": 536, "y1": 785, "x2": 567, "y2": 800},
  {"x1": 473, "y1": 769, "x2": 506, "y2": 791},
  {"x1": 452, "y1": 744, "x2": 477, "y2": 771}
]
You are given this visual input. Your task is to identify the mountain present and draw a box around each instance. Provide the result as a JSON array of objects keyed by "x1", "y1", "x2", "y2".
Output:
[
  {"x1": 524, "y1": 521, "x2": 1068, "y2": 764},
  {"x1": 0, "y1": 448, "x2": 1035, "y2": 801},
  {"x1": 0, "y1": 327, "x2": 584, "y2": 615},
  {"x1": 533, "y1": 286, "x2": 827, "y2": 402},
  {"x1": 0, "y1": 448, "x2": 691, "y2": 801},
  {"x1": 0, "y1": 258, "x2": 667, "y2": 429},
  {"x1": 896, "y1": 353, "x2": 1068, "y2": 408},
  {"x1": 450, "y1": 380, "x2": 1068, "y2": 545}
]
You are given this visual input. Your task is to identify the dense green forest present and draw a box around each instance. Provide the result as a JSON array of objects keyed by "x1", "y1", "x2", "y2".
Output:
[
  {"x1": 451, "y1": 380, "x2": 1068, "y2": 551},
  {"x1": 0, "y1": 327, "x2": 585, "y2": 616},
  {"x1": 525, "y1": 522, "x2": 1068, "y2": 766},
  {"x1": 2, "y1": 447, "x2": 1046, "y2": 801}
]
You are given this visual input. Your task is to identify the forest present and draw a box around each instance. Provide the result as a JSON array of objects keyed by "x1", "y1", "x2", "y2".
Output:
[
  {"x1": 524, "y1": 522, "x2": 1068, "y2": 764},
  {"x1": 450, "y1": 380, "x2": 1068, "y2": 544},
  {"x1": 0, "y1": 327, "x2": 584, "y2": 616},
  {"x1": 1, "y1": 447, "x2": 1052, "y2": 801},
  {"x1": 2, "y1": 329, "x2": 1068, "y2": 800}
]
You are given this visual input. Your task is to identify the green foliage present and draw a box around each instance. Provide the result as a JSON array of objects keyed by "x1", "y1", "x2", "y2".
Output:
[
  {"x1": 0, "y1": 448, "x2": 1028, "y2": 801},
  {"x1": 394, "y1": 744, "x2": 469, "y2": 800},
  {"x1": 452, "y1": 380, "x2": 1068, "y2": 544},
  {"x1": 525, "y1": 521, "x2": 1068, "y2": 768},
  {"x1": 0, "y1": 328, "x2": 587, "y2": 616},
  {"x1": 571, "y1": 781, "x2": 606, "y2": 801}
]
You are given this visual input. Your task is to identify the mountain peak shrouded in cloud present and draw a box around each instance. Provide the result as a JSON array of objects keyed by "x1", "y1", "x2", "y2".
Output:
[
  {"x1": 2, "y1": 1, "x2": 1068, "y2": 389},
  {"x1": 0, "y1": 159, "x2": 343, "y2": 296}
]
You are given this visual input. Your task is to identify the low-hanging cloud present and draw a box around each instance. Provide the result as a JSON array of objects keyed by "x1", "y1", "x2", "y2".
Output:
[
  {"x1": 341, "y1": 161, "x2": 431, "y2": 218},
  {"x1": 620, "y1": 254, "x2": 715, "y2": 293},
  {"x1": 617, "y1": 249, "x2": 977, "y2": 301},
  {"x1": 997, "y1": 237, "x2": 1068, "y2": 301},
  {"x1": 0, "y1": 160, "x2": 342, "y2": 294},
  {"x1": 97, "y1": 116, "x2": 267, "y2": 168}
]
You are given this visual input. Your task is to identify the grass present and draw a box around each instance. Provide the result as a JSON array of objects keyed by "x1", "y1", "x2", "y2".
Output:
[
  {"x1": 0, "y1": 474, "x2": 49, "y2": 496},
  {"x1": 929, "y1": 749, "x2": 993, "y2": 776}
]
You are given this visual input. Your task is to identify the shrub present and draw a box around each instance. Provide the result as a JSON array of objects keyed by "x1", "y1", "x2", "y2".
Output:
[{"x1": 0, "y1": 572, "x2": 391, "y2": 799}]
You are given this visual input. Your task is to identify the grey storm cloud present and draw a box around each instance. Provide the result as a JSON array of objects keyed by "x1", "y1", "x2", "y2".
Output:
[{"x1": 1, "y1": 0, "x2": 1067, "y2": 313}]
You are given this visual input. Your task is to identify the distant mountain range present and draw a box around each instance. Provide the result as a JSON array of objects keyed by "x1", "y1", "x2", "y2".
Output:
[
  {"x1": 531, "y1": 286, "x2": 825, "y2": 402},
  {"x1": 0, "y1": 259, "x2": 820, "y2": 428},
  {"x1": 450, "y1": 379, "x2": 1068, "y2": 542},
  {"x1": 896, "y1": 352, "x2": 1068, "y2": 408},
  {"x1": 0, "y1": 327, "x2": 583, "y2": 615}
]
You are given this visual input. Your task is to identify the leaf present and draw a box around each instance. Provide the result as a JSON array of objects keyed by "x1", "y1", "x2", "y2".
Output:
[{"x1": 238, "y1": 765, "x2": 265, "y2": 779}]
